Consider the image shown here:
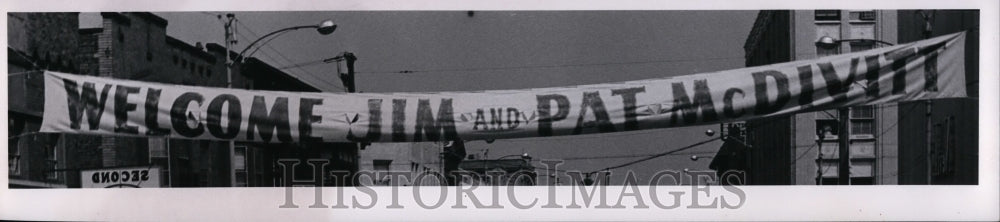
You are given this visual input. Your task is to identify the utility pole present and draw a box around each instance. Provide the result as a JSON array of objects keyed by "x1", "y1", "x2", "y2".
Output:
[
  {"x1": 223, "y1": 13, "x2": 238, "y2": 187},
  {"x1": 339, "y1": 52, "x2": 357, "y2": 93},
  {"x1": 921, "y1": 10, "x2": 935, "y2": 185},
  {"x1": 926, "y1": 100, "x2": 933, "y2": 184},
  {"x1": 837, "y1": 108, "x2": 851, "y2": 185}
]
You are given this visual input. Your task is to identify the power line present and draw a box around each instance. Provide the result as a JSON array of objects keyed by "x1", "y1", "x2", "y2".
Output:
[
  {"x1": 588, "y1": 137, "x2": 721, "y2": 174},
  {"x1": 558, "y1": 151, "x2": 717, "y2": 161},
  {"x1": 278, "y1": 56, "x2": 746, "y2": 74},
  {"x1": 498, "y1": 127, "x2": 719, "y2": 143},
  {"x1": 204, "y1": 12, "x2": 344, "y2": 91}
]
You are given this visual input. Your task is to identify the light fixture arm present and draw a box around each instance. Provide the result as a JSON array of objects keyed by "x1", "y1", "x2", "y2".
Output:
[
  {"x1": 815, "y1": 36, "x2": 896, "y2": 50},
  {"x1": 835, "y1": 38, "x2": 896, "y2": 47},
  {"x1": 232, "y1": 25, "x2": 318, "y2": 66}
]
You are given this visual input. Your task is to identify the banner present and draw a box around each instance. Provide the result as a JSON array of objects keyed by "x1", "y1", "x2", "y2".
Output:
[{"x1": 41, "y1": 32, "x2": 967, "y2": 143}]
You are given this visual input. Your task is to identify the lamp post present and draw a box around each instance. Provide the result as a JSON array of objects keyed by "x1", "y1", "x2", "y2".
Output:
[
  {"x1": 814, "y1": 36, "x2": 894, "y2": 185},
  {"x1": 222, "y1": 13, "x2": 337, "y2": 187}
]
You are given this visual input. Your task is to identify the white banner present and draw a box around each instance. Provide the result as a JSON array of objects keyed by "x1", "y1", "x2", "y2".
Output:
[{"x1": 41, "y1": 32, "x2": 967, "y2": 143}]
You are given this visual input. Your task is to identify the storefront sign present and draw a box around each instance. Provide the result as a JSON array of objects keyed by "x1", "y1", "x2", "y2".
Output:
[
  {"x1": 42, "y1": 32, "x2": 967, "y2": 143},
  {"x1": 81, "y1": 166, "x2": 161, "y2": 188}
]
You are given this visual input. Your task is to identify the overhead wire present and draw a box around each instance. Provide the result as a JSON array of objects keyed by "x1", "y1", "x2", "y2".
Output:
[
  {"x1": 194, "y1": 11, "x2": 346, "y2": 92},
  {"x1": 278, "y1": 56, "x2": 746, "y2": 74},
  {"x1": 234, "y1": 19, "x2": 346, "y2": 91},
  {"x1": 586, "y1": 137, "x2": 722, "y2": 174}
]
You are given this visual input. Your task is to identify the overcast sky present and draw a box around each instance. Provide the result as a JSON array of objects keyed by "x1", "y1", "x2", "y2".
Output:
[{"x1": 81, "y1": 11, "x2": 759, "y2": 184}]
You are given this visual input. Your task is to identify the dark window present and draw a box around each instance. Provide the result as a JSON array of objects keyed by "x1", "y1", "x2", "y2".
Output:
[
  {"x1": 851, "y1": 177, "x2": 874, "y2": 185},
  {"x1": 182, "y1": 59, "x2": 187, "y2": 68},
  {"x1": 146, "y1": 51, "x2": 153, "y2": 61},
  {"x1": 206, "y1": 70, "x2": 212, "y2": 77},
  {"x1": 850, "y1": 10, "x2": 876, "y2": 21},
  {"x1": 815, "y1": 10, "x2": 841, "y2": 21},
  {"x1": 172, "y1": 55, "x2": 178, "y2": 64}
]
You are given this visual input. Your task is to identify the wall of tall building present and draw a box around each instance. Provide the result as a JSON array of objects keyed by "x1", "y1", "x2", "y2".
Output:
[
  {"x1": 743, "y1": 10, "x2": 900, "y2": 185},
  {"x1": 743, "y1": 11, "x2": 795, "y2": 185},
  {"x1": 896, "y1": 10, "x2": 979, "y2": 185}
]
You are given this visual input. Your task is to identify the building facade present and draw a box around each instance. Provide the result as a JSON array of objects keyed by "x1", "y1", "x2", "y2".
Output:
[
  {"x1": 741, "y1": 10, "x2": 978, "y2": 185},
  {"x1": 895, "y1": 10, "x2": 979, "y2": 185},
  {"x1": 358, "y1": 142, "x2": 445, "y2": 186},
  {"x1": 742, "y1": 10, "x2": 900, "y2": 185},
  {"x1": 9, "y1": 12, "x2": 83, "y2": 188},
  {"x1": 8, "y1": 12, "x2": 360, "y2": 188},
  {"x1": 458, "y1": 155, "x2": 537, "y2": 186}
]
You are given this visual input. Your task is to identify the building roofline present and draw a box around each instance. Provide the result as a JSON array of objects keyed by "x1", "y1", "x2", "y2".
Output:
[
  {"x1": 100, "y1": 12, "x2": 131, "y2": 26},
  {"x1": 743, "y1": 10, "x2": 777, "y2": 60},
  {"x1": 133, "y1": 12, "x2": 168, "y2": 27},
  {"x1": 243, "y1": 57, "x2": 322, "y2": 92},
  {"x1": 165, "y1": 36, "x2": 216, "y2": 64},
  {"x1": 204, "y1": 43, "x2": 323, "y2": 92},
  {"x1": 99, "y1": 12, "x2": 168, "y2": 27}
]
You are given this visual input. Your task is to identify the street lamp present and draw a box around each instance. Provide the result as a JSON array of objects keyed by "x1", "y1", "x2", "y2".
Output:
[
  {"x1": 221, "y1": 14, "x2": 336, "y2": 187},
  {"x1": 232, "y1": 19, "x2": 338, "y2": 67},
  {"x1": 690, "y1": 155, "x2": 714, "y2": 161}
]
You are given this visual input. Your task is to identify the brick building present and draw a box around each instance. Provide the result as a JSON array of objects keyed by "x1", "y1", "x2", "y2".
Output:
[
  {"x1": 358, "y1": 142, "x2": 445, "y2": 186},
  {"x1": 8, "y1": 12, "x2": 359, "y2": 188},
  {"x1": 8, "y1": 12, "x2": 83, "y2": 188}
]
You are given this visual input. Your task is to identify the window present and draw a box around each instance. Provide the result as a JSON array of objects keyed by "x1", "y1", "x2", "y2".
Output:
[
  {"x1": 849, "y1": 10, "x2": 876, "y2": 21},
  {"x1": 182, "y1": 59, "x2": 187, "y2": 68},
  {"x1": 850, "y1": 41, "x2": 874, "y2": 52},
  {"x1": 815, "y1": 119, "x2": 840, "y2": 140},
  {"x1": 9, "y1": 134, "x2": 20, "y2": 176},
  {"x1": 173, "y1": 55, "x2": 178, "y2": 64},
  {"x1": 373, "y1": 159, "x2": 392, "y2": 172},
  {"x1": 234, "y1": 146, "x2": 248, "y2": 187},
  {"x1": 373, "y1": 159, "x2": 392, "y2": 185},
  {"x1": 149, "y1": 137, "x2": 169, "y2": 186},
  {"x1": 850, "y1": 106, "x2": 875, "y2": 136},
  {"x1": 815, "y1": 10, "x2": 841, "y2": 21},
  {"x1": 45, "y1": 136, "x2": 60, "y2": 180}
]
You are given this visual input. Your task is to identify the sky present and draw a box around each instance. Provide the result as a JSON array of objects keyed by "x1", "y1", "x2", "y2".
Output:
[{"x1": 80, "y1": 11, "x2": 759, "y2": 185}]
